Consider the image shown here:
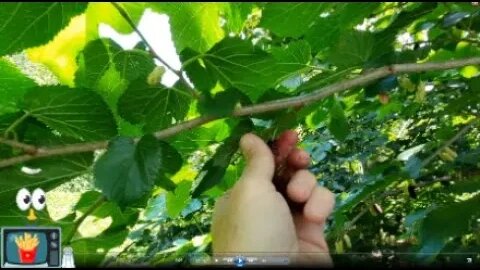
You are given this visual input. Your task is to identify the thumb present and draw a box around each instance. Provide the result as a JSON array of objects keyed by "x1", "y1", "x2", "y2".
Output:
[{"x1": 239, "y1": 133, "x2": 275, "y2": 183}]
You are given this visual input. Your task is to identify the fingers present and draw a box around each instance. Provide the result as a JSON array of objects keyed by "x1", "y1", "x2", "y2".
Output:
[
  {"x1": 239, "y1": 133, "x2": 275, "y2": 182},
  {"x1": 271, "y1": 130, "x2": 298, "y2": 165},
  {"x1": 286, "y1": 170, "x2": 317, "y2": 203},
  {"x1": 304, "y1": 186, "x2": 335, "y2": 224},
  {"x1": 287, "y1": 148, "x2": 310, "y2": 170}
]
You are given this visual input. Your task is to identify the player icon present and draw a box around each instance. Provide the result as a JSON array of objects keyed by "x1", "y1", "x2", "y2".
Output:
[{"x1": 234, "y1": 256, "x2": 246, "y2": 267}]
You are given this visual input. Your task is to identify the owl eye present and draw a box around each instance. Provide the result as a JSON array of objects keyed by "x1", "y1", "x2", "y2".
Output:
[
  {"x1": 16, "y1": 188, "x2": 31, "y2": 211},
  {"x1": 32, "y1": 188, "x2": 46, "y2": 211}
]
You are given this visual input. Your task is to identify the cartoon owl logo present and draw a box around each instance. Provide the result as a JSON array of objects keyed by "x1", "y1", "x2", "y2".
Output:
[{"x1": 15, "y1": 188, "x2": 46, "y2": 221}]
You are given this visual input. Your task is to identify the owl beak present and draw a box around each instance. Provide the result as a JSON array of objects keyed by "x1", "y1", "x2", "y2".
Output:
[{"x1": 27, "y1": 208, "x2": 37, "y2": 221}]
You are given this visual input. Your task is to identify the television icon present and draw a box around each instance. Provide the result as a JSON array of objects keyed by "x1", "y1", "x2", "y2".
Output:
[{"x1": 1, "y1": 227, "x2": 61, "y2": 268}]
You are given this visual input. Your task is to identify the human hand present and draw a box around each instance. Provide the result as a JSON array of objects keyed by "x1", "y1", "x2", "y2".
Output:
[{"x1": 211, "y1": 131, "x2": 335, "y2": 266}]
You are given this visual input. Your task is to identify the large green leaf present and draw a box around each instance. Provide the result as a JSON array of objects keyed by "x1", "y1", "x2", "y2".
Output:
[
  {"x1": 154, "y1": 141, "x2": 183, "y2": 191},
  {"x1": 68, "y1": 191, "x2": 138, "y2": 244},
  {"x1": 149, "y1": 3, "x2": 226, "y2": 53},
  {"x1": 328, "y1": 31, "x2": 375, "y2": 69},
  {"x1": 180, "y1": 48, "x2": 217, "y2": 94},
  {"x1": 192, "y1": 120, "x2": 253, "y2": 197},
  {"x1": 336, "y1": 174, "x2": 398, "y2": 213},
  {"x1": 222, "y1": 3, "x2": 254, "y2": 33},
  {"x1": 85, "y1": 3, "x2": 146, "y2": 38},
  {"x1": 371, "y1": 3, "x2": 438, "y2": 65},
  {"x1": 117, "y1": 81, "x2": 192, "y2": 133},
  {"x1": 0, "y1": 122, "x2": 94, "y2": 219},
  {"x1": 202, "y1": 38, "x2": 310, "y2": 101},
  {"x1": 166, "y1": 181, "x2": 192, "y2": 219},
  {"x1": 23, "y1": 86, "x2": 118, "y2": 141},
  {"x1": 0, "y1": 152, "x2": 93, "y2": 221},
  {"x1": 113, "y1": 49, "x2": 155, "y2": 82},
  {"x1": 418, "y1": 194, "x2": 480, "y2": 260},
  {"x1": 198, "y1": 88, "x2": 248, "y2": 117},
  {"x1": 0, "y1": 3, "x2": 87, "y2": 56},
  {"x1": 0, "y1": 59, "x2": 36, "y2": 115},
  {"x1": 166, "y1": 119, "x2": 232, "y2": 158},
  {"x1": 75, "y1": 39, "x2": 121, "y2": 89},
  {"x1": 71, "y1": 229, "x2": 129, "y2": 267},
  {"x1": 328, "y1": 99, "x2": 350, "y2": 141},
  {"x1": 305, "y1": 3, "x2": 380, "y2": 53},
  {"x1": 94, "y1": 135, "x2": 180, "y2": 206},
  {"x1": 260, "y1": 3, "x2": 331, "y2": 38}
]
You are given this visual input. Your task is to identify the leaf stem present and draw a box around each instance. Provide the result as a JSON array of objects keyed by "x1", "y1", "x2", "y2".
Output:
[
  {"x1": 3, "y1": 112, "x2": 29, "y2": 138},
  {"x1": 63, "y1": 195, "x2": 107, "y2": 245}
]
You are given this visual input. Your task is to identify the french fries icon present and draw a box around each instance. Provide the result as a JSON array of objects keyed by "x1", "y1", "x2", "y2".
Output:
[
  {"x1": 15, "y1": 233, "x2": 39, "y2": 263},
  {"x1": 15, "y1": 233, "x2": 39, "y2": 251}
]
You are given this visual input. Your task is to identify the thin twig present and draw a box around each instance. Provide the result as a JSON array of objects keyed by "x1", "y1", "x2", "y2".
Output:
[
  {"x1": 421, "y1": 119, "x2": 478, "y2": 167},
  {"x1": 111, "y1": 2, "x2": 200, "y2": 99},
  {"x1": 1, "y1": 57, "x2": 480, "y2": 169}
]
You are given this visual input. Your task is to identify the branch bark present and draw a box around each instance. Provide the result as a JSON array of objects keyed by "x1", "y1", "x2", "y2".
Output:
[
  {"x1": 1, "y1": 57, "x2": 480, "y2": 169},
  {"x1": 0, "y1": 138, "x2": 37, "y2": 153}
]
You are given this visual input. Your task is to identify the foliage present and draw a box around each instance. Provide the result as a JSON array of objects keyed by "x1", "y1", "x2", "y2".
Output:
[{"x1": 1, "y1": 2, "x2": 480, "y2": 267}]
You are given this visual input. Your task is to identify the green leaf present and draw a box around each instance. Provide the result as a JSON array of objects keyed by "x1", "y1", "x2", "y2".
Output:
[
  {"x1": 71, "y1": 229, "x2": 129, "y2": 267},
  {"x1": 337, "y1": 174, "x2": 397, "y2": 213},
  {"x1": 305, "y1": 3, "x2": 380, "y2": 53},
  {"x1": 0, "y1": 3, "x2": 87, "y2": 56},
  {"x1": 418, "y1": 194, "x2": 480, "y2": 260},
  {"x1": 457, "y1": 148, "x2": 480, "y2": 165},
  {"x1": 202, "y1": 38, "x2": 310, "y2": 101},
  {"x1": 23, "y1": 86, "x2": 117, "y2": 141},
  {"x1": 192, "y1": 120, "x2": 253, "y2": 197},
  {"x1": 0, "y1": 59, "x2": 36, "y2": 115},
  {"x1": 271, "y1": 40, "x2": 312, "y2": 75},
  {"x1": 75, "y1": 39, "x2": 122, "y2": 89},
  {"x1": 180, "y1": 48, "x2": 217, "y2": 94},
  {"x1": 68, "y1": 191, "x2": 138, "y2": 243},
  {"x1": 166, "y1": 181, "x2": 192, "y2": 219},
  {"x1": 0, "y1": 151, "x2": 93, "y2": 214},
  {"x1": 222, "y1": 3, "x2": 254, "y2": 33},
  {"x1": 260, "y1": 3, "x2": 331, "y2": 38},
  {"x1": 94, "y1": 135, "x2": 180, "y2": 207},
  {"x1": 166, "y1": 119, "x2": 231, "y2": 158},
  {"x1": 198, "y1": 89, "x2": 246, "y2": 117},
  {"x1": 328, "y1": 31, "x2": 374, "y2": 69},
  {"x1": 371, "y1": 3, "x2": 438, "y2": 64},
  {"x1": 447, "y1": 177, "x2": 480, "y2": 194},
  {"x1": 149, "y1": 3, "x2": 225, "y2": 53},
  {"x1": 328, "y1": 99, "x2": 349, "y2": 141},
  {"x1": 117, "y1": 81, "x2": 192, "y2": 133},
  {"x1": 85, "y1": 3, "x2": 146, "y2": 38},
  {"x1": 154, "y1": 140, "x2": 183, "y2": 191},
  {"x1": 113, "y1": 49, "x2": 155, "y2": 82}
]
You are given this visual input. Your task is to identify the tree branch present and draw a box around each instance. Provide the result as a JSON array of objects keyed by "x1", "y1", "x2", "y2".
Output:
[
  {"x1": 0, "y1": 138, "x2": 37, "y2": 153},
  {"x1": 1, "y1": 57, "x2": 480, "y2": 169},
  {"x1": 111, "y1": 2, "x2": 201, "y2": 99}
]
